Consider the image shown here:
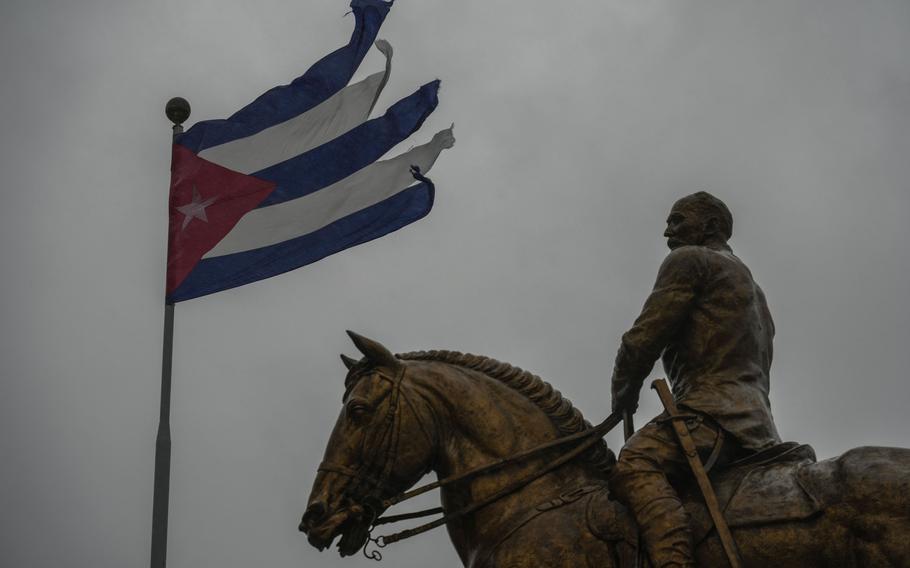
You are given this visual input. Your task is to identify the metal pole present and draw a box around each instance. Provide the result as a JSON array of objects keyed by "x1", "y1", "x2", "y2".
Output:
[
  {"x1": 151, "y1": 302, "x2": 175, "y2": 568},
  {"x1": 151, "y1": 97, "x2": 191, "y2": 568}
]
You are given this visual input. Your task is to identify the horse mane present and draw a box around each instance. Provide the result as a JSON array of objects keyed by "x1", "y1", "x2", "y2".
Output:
[{"x1": 396, "y1": 350, "x2": 615, "y2": 476}]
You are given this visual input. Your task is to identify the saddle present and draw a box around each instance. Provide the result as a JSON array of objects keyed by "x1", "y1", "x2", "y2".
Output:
[{"x1": 586, "y1": 442, "x2": 822, "y2": 553}]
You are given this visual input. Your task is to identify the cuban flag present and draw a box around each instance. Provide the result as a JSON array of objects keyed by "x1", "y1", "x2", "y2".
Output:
[{"x1": 165, "y1": 0, "x2": 453, "y2": 303}]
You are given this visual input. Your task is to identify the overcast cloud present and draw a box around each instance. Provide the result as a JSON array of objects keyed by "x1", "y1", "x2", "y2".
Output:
[{"x1": 1, "y1": 0, "x2": 908, "y2": 566}]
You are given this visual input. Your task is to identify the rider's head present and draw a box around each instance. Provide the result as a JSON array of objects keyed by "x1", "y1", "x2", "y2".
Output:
[{"x1": 664, "y1": 191, "x2": 733, "y2": 250}]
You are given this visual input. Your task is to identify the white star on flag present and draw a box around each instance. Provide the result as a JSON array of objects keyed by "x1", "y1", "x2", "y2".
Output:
[{"x1": 176, "y1": 186, "x2": 217, "y2": 230}]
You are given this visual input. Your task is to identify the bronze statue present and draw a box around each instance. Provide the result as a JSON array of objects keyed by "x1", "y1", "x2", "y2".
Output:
[
  {"x1": 300, "y1": 332, "x2": 910, "y2": 567},
  {"x1": 610, "y1": 192, "x2": 781, "y2": 567}
]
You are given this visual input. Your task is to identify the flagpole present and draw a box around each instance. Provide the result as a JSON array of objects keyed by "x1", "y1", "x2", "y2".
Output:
[{"x1": 151, "y1": 97, "x2": 190, "y2": 568}]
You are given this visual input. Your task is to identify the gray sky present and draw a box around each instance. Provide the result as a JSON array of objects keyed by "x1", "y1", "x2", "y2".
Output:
[{"x1": 2, "y1": 0, "x2": 908, "y2": 566}]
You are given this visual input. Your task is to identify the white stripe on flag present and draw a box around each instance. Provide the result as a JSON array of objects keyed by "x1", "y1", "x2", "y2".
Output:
[
  {"x1": 204, "y1": 127, "x2": 455, "y2": 258},
  {"x1": 198, "y1": 40, "x2": 393, "y2": 175}
]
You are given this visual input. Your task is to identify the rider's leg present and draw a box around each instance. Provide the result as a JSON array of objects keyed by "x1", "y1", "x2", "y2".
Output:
[{"x1": 610, "y1": 412, "x2": 725, "y2": 568}]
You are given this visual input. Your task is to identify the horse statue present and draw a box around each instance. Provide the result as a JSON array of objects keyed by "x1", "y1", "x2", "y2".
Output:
[{"x1": 300, "y1": 332, "x2": 910, "y2": 567}]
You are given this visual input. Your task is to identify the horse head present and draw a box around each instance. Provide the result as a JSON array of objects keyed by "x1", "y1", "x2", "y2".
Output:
[{"x1": 299, "y1": 332, "x2": 438, "y2": 557}]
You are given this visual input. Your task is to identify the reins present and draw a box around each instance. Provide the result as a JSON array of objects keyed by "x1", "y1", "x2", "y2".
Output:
[{"x1": 367, "y1": 407, "x2": 623, "y2": 552}]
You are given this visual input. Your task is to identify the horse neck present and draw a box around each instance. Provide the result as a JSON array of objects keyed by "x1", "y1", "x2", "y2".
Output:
[{"x1": 409, "y1": 362, "x2": 596, "y2": 563}]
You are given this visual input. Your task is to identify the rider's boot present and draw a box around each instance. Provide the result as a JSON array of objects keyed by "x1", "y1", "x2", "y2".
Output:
[{"x1": 611, "y1": 468, "x2": 696, "y2": 568}]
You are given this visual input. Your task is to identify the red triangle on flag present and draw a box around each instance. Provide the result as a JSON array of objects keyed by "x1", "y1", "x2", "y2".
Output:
[{"x1": 166, "y1": 144, "x2": 276, "y2": 295}]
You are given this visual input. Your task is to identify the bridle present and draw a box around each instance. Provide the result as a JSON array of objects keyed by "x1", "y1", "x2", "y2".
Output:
[
  {"x1": 317, "y1": 364, "x2": 623, "y2": 561},
  {"x1": 316, "y1": 364, "x2": 414, "y2": 521}
]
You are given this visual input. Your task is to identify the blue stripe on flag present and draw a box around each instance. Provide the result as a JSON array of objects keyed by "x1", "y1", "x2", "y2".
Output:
[
  {"x1": 167, "y1": 180, "x2": 434, "y2": 303},
  {"x1": 253, "y1": 80, "x2": 439, "y2": 207},
  {"x1": 176, "y1": 0, "x2": 392, "y2": 154}
]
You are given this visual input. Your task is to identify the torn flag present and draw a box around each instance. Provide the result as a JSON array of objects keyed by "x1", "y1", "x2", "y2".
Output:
[{"x1": 165, "y1": 0, "x2": 453, "y2": 302}]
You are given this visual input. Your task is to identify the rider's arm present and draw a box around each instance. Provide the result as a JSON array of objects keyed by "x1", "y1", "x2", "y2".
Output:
[{"x1": 612, "y1": 247, "x2": 705, "y2": 410}]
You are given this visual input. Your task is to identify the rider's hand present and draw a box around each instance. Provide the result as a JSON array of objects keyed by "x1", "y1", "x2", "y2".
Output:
[{"x1": 611, "y1": 375, "x2": 641, "y2": 414}]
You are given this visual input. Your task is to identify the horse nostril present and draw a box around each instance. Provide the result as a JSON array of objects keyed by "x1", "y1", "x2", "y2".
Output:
[{"x1": 300, "y1": 502, "x2": 327, "y2": 532}]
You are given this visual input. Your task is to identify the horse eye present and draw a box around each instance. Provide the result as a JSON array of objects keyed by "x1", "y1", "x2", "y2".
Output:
[{"x1": 347, "y1": 401, "x2": 371, "y2": 420}]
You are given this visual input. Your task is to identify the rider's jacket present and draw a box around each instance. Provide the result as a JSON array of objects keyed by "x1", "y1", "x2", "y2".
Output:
[{"x1": 613, "y1": 243, "x2": 782, "y2": 451}]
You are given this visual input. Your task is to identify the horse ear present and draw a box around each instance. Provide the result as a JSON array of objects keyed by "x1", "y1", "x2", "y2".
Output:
[
  {"x1": 346, "y1": 330, "x2": 400, "y2": 369},
  {"x1": 340, "y1": 354, "x2": 359, "y2": 370}
]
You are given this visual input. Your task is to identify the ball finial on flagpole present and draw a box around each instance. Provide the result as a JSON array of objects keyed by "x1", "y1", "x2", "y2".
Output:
[{"x1": 165, "y1": 97, "x2": 191, "y2": 126}]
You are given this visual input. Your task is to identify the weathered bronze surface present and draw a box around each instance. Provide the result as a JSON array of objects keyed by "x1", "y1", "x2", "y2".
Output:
[
  {"x1": 300, "y1": 333, "x2": 910, "y2": 567},
  {"x1": 300, "y1": 194, "x2": 910, "y2": 566},
  {"x1": 611, "y1": 192, "x2": 783, "y2": 566}
]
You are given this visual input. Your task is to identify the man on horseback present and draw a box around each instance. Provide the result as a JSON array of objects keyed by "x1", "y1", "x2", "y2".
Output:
[{"x1": 610, "y1": 192, "x2": 782, "y2": 568}]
